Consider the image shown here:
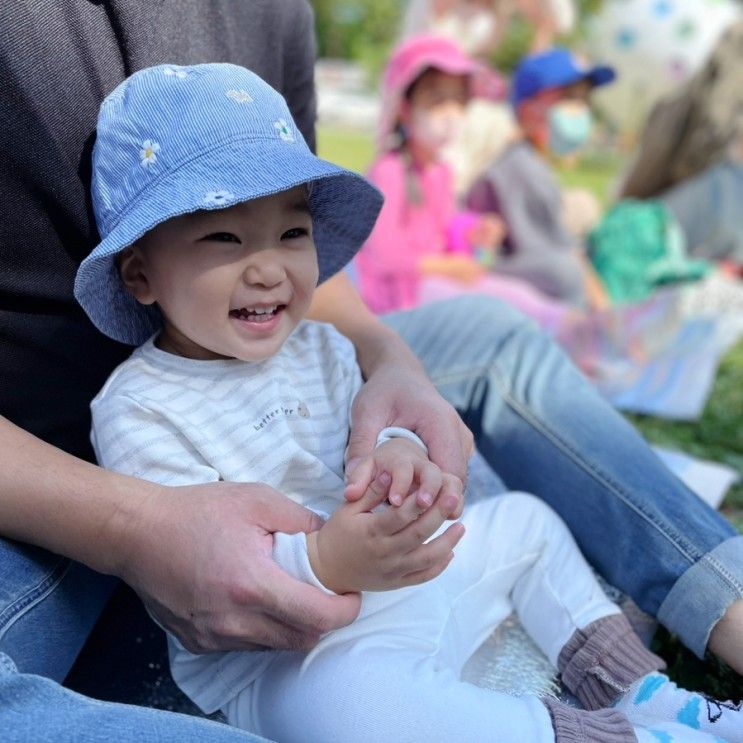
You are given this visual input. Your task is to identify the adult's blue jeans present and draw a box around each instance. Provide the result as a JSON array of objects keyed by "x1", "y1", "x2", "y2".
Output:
[
  {"x1": 1, "y1": 295, "x2": 741, "y2": 741},
  {"x1": 384, "y1": 296, "x2": 743, "y2": 657},
  {"x1": 0, "y1": 651, "x2": 265, "y2": 742}
]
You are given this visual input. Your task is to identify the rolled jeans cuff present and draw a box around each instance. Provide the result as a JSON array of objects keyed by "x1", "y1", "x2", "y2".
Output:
[{"x1": 658, "y1": 534, "x2": 743, "y2": 657}]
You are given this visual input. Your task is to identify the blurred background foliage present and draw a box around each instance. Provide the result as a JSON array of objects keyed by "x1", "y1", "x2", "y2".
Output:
[{"x1": 311, "y1": 0, "x2": 606, "y2": 82}]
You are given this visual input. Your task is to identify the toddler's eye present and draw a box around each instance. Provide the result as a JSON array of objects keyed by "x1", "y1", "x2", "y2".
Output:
[
  {"x1": 203, "y1": 232, "x2": 240, "y2": 243},
  {"x1": 282, "y1": 227, "x2": 310, "y2": 240}
]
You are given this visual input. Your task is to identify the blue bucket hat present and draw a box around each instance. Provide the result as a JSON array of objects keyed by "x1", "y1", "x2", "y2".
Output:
[
  {"x1": 511, "y1": 48, "x2": 615, "y2": 108},
  {"x1": 75, "y1": 63, "x2": 383, "y2": 345}
]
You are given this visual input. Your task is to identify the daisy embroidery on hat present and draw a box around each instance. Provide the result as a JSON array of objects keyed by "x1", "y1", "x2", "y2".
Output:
[
  {"x1": 163, "y1": 66, "x2": 188, "y2": 79},
  {"x1": 203, "y1": 190, "x2": 236, "y2": 206},
  {"x1": 274, "y1": 119, "x2": 294, "y2": 142},
  {"x1": 226, "y1": 89, "x2": 253, "y2": 103},
  {"x1": 139, "y1": 140, "x2": 160, "y2": 168}
]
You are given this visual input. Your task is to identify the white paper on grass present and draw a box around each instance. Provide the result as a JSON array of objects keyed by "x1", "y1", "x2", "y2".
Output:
[{"x1": 653, "y1": 446, "x2": 740, "y2": 510}]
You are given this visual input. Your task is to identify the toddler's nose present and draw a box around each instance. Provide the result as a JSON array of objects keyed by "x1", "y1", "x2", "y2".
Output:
[{"x1": 242, "y1": 252, "x2": 286, "y2": 288}]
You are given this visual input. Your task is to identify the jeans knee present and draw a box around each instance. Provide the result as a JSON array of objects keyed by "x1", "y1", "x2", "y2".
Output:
[{"x1": 448, "y1": 294, "x2": 532, "y2": 332}]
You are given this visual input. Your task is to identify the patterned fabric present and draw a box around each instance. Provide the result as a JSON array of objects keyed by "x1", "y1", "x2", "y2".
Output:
[{"x1": 615, "y1": 672, "x2": 743, "y2": 742}]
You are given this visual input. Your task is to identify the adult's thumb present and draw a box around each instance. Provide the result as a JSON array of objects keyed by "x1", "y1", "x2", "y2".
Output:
[
  {"x1": 242, "y1": 483, "x2": 324, "y2": 534},
  {"x1": 346, "y1": 400, "x2": 385, "y2": 466}
]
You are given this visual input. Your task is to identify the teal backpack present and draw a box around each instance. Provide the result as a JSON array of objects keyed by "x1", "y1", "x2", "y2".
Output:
[{"x1": 589, "y1": 200, "x2": 710, "y2": 303}]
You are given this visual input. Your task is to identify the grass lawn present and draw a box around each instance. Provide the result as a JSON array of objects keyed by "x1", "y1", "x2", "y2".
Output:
[
  {"x1": 317, "y1": 126, "x2": 375, "y2": 175},
  {"x1": 318, "y1": 124, "x2": 743, "y2": 698}
]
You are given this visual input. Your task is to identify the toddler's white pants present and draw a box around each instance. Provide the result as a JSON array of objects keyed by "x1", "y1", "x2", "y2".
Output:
[{"x1": 225, "y1": 492, "x2": 621, "y2": 742}]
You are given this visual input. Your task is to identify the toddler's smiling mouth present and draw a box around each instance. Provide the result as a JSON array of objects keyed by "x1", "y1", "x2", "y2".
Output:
[{"x1": 229, "y1": 304, "x2": 286, "y2": 323}]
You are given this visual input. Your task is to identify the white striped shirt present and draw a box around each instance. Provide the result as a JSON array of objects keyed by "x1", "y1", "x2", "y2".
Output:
[{"x1": 91, "y1": 320, "x2": 363, "y2": 713}]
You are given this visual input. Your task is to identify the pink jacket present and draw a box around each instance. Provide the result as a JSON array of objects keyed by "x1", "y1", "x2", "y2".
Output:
[{"x1": 356, "y1": 152, "x2": 471, "y2": 314}]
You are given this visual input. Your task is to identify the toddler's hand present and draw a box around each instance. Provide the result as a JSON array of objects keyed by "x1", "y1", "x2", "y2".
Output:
[
  {"x1": 468, "y1": 213, "x2": 505, "y2": 251},
  {"x1": 308, "y1": 440, "x2": 465, "y2": 594},
  {"x1": 346, "y1": 437, "x2": 443, "y2": 508}
]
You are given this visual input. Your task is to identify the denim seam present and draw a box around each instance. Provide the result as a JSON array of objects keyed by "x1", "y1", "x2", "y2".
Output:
[
  {"x1": 699, "y1": 551, "x2": 743, "y2": 593},
  {"x1": 0, "y1": 559, "x2": 71, "y2": 641},
  {"x1": 430, "y1": 363, "x2": 709, "y2": 570},
  {"x1": 494, "y1": 366, "x2": 743, "y2": 599}
]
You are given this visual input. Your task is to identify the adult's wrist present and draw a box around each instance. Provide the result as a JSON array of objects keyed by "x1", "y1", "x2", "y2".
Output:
[
  {"x1": 99, "y1": 477, "x2": 168, "y2": 581},
  {"x1": 0, "y1": 415, "x2": 161, "y2": 578},
  {"x1": 353, "y1": 322, "x2": 424, "y2": 381}
]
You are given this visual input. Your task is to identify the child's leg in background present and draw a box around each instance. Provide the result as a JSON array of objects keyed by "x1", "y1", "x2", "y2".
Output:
[{"x1": 418, "y1": 274, "x2": 569, "y2": 332}]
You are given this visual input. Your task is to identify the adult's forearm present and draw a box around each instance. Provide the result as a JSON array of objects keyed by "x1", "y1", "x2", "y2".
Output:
[
  {"x1": 0, "y1": 415, "x2": 157, "y2": 576},
  {"x1": 309, "y1": 272, "x2": 424, "y2": 378}
]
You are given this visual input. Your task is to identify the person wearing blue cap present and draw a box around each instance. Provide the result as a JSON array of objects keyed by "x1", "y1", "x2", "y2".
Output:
[
  {"x1": 72, "y1": 62, "x2": 743, "y2": 743},
  {"x1": 466, "y1": 47, "x2": 615, "y2": 309}
]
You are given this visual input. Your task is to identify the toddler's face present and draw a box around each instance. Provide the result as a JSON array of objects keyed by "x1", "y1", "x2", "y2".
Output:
[
  {"x1": 402, "y1": 70, "x2": 469, "y2": 157},
  {"x1": 120, "y1": 186, "x2": 318, "y2": 361}
]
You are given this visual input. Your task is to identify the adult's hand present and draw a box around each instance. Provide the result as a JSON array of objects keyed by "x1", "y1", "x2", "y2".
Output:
[
  {"x1": 117, "y1": 481, "x2": 361, "y2": 654},
  {"x1": 344, "y1": 361, "x2": 473, "y2": 514},
  {"x1": 309, "y1": 272, "x2": 473, "y2": 513},
  {"x1": 0, "y1": 418, "x2": 359, "y2": 656}
]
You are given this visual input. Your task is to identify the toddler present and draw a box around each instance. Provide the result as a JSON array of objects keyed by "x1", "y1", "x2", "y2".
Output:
[
  {"x1": 466, "y1": 46, "x2": 613, "y2": 308},
  {"x1": 75, "y1": 63, "x2": 741, "y2": 743},
  {"x1": 356, "y1": 34, "x2": 572, "y2": 332}
]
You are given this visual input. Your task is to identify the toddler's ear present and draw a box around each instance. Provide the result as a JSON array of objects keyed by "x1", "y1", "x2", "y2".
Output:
[{"x1": 119, "y1": 245, "x2": 156, "y2": 305}]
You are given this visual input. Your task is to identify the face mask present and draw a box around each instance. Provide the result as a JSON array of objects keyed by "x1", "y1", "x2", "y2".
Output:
[
  {"x1": 433, "y1": 10, "x2": 496, "y2": 56},
  {"x1": 548, "y1": 103, "x2": 593, "y2": 156},
  {"x1": 409, "y1": 108, "x2": 464, "y2": 155}
]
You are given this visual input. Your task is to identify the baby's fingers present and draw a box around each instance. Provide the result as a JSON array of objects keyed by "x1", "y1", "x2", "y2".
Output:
[
  {"x1": 414, "y1": 461, "x2": 443, "y2": 509},
  {"x1": 397, "y1": 523, "x2": 465, "y2": 587},
  {"x1": 386, "y1": 459, "x2": 415, "y2": 507},
  {"x1": 372, "y1": 487, "x2": 430, "y2": 535}
]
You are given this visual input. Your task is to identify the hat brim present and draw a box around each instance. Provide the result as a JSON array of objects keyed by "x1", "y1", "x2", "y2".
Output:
[
  {"x1": 75, "y1": 137, "x2": 382, "y2": 345},
  {"x1": 550, "y1": 63, "x2": 617, "y2": 94},
  {"x1": 586, "y1": 65, "x2": 616, "y2": 89}
]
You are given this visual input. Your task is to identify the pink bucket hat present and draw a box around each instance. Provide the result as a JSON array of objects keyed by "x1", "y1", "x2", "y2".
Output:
[{"x1": 377, "y1": 34, "x2": 480, "y2": 151}]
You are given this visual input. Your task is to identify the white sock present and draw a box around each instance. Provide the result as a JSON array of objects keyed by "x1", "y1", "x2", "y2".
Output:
[
  {"x1": 615, "y1": 672, "x2": 742, "y2": 743},
  {"x1": 634, "y1": 720, "x2": 730, "y2": 743}
]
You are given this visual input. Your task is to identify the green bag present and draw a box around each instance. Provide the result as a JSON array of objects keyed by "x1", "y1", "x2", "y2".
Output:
[{"x1": 589, "y1": 199, "x2": 710, "y2": 303}]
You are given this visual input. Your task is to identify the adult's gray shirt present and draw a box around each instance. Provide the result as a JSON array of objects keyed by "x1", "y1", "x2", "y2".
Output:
[{"x1": 0, "y1": 0, "x2": 317, "y2": 461}]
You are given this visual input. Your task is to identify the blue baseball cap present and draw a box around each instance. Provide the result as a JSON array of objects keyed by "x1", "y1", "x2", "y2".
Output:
[
  {"x1": 511, "y1": 47, "x2": 615, "y2": 108},
  {"x1": 75, "y1": 63, "x2": 383, "y2": 345}
]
